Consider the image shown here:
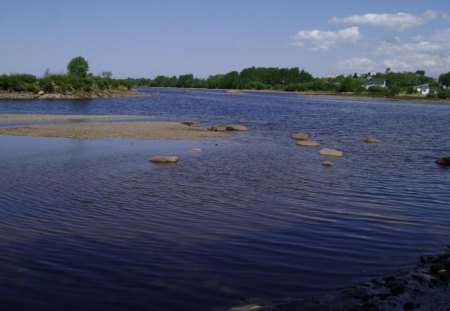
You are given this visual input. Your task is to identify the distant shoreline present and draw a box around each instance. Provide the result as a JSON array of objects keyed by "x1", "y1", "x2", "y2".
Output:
[
  {"x1": 225, "y1": 88, "x2": 450, "y2": 104},
  {"x1": 0, "y1": 88, "x2": 145, "y2": 100}
]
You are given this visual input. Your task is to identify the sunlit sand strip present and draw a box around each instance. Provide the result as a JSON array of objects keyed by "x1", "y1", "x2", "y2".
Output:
[
  {"x1": 0, "y1": 121, "x2": 229, "y2": 140},
  {"x1": 0, "y1": 114, "x2": 141, "y2": 121}
]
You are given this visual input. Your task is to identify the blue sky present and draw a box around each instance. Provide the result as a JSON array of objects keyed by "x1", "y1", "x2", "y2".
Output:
[{"x1": 1, "y1": 0, "x2": 449, "y2": 78}]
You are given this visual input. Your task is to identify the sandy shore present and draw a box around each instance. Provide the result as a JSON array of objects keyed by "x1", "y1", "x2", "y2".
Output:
[{"x1": 0, "y1": 114, "x2": 229, "y2": 140}]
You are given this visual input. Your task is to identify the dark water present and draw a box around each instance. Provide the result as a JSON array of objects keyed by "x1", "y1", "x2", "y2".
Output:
[{"x1": 0, "y1": 88, "x2": 449, "y2": 310}]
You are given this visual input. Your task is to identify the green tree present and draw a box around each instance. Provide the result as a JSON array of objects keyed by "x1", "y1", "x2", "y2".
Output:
[
  {"x1": 439, "y1": 72, "x2": 450, "y2": 87},
  {"x1": 101, "y1": 71, "x2": 112, "y2": 79},
  {"x1": 67, "y1": 56, "x2": 89, "y2": 77}
]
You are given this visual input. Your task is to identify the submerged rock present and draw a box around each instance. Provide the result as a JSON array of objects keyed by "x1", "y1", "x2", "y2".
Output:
[
  {"x1": 319, "y1": 148, "x2": 343, "y2": 157},
  {"x1": 364, "y1": 138, "x2": 383, "y2": 144},
  {"x1": 322, "y1": 160, "x2": 333, "y2": 167},
  {"x1": 191, "y1": 148, "x2": 202, "y2": 152},
  {"x1": 291, "y1": 132, "x2": 309, "y2": 140},
  {"x1": 436, "y1": 157, "x2": 450, "y2": 166},
  {"x1": 149, "y1": 156, "x2": 179, "y2": 164},
  {"x1": 296, "y1": 140, "x2": 320, "y2": 147}
]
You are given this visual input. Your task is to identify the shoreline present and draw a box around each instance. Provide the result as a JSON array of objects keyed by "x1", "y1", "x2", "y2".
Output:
[
  {"x1": 234, "y1": 247, "x2": 450, "y2": 311},
  {"x1": 0, "y1": 88, "x2": 146, "y2": 100}
]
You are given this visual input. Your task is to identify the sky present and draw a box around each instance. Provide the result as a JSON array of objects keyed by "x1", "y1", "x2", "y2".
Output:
[{"x1": 1, "y1": 0, "x2": 450, "y2": 78}]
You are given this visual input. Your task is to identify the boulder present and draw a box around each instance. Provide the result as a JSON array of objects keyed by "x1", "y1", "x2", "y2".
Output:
[
  {"x1": 436, "y1": 157, "x2": 450, "y2": 166},
  {"x1": 208, "y1": 124, "x2": 228, "y2": 131},
  {"x1": 296, "y1": 140, "x2": 320, "y2": 147},
  {"x1": 226, "y1": 124, "x2": 248, "y2": 131},
  {"x1": 149, "y1": 156, "x2": 179, "y2": 164},
  {"x1": 37, "y1": 90, "x2": 45, "y2": 96},
  {"x1": 291, "y1": 132, "x2": 309, "y2": 140},
  {"x1": 319, "y1": 148, "x2": 343, "y2": 157},
  {"x1": 191, "y1": 148, "x2": 202, "y2": 152},
  {"x1": 364, "y1": 138, "x2": 383, "y2": 144},
  {"x1": 322, "y1": 160, "x2": 333, "y2": 167}
]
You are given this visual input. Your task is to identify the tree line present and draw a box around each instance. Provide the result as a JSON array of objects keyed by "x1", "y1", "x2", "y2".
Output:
[
  {"x1": 128, "y1": 67, "x2": 450, "y2": 99},
  {"x1": 2, "y1": 57, "x2": 450, "y2": 99}
]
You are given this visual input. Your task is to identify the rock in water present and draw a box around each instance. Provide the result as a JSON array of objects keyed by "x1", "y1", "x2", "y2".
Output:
[
  {"x1": 319, "y1": 148, "x2": 343, "y2": 157},
  {"x1": 191, "y1": 148, "x2": 202, "y2": 152},
  {"x1": 226, "y1": 124, "x2": 248, "y2": 131},
  {"x1": 436, "y1": 157, "x2": 450, "y2": 166},
  {"x1": 208, "y1": 124, "x2": 228, "y2": 131},
  {"x1": 296, "y1": 140, "x2": 320, "y2": 147},
  {"x1": 291, "y1": 132, "x2": 309, "y2": 140},
  {"x1": 364, "y1": 138, "x2": 383, "y2": 144},
  {"x1": 322, "y1": 160, "x2": 333, "y2": 167},
  {"x1": 149, "y1": 156, "x2": 179, "y2": 164}
]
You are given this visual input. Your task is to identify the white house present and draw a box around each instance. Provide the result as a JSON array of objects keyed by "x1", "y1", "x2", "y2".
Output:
[
  {"x1": 363, "y1": 77, "x2": 386, "y2": 89},
  {"x1": 415, "y1": 84, "x2": 430, "y2": 95}
]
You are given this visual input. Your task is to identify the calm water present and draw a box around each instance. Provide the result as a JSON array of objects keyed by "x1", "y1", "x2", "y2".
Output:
[{"x1": 0, "y1": 88, "x2": 449, "y2": 310}]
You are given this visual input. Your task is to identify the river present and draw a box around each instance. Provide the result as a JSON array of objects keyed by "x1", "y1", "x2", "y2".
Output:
[{"x1": 0, "y1": 88, "x2": 449, "y2": 310}]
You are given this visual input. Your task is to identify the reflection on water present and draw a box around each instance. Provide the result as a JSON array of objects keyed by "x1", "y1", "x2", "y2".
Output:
[{"x1": 1, "y1": 88, "x2": 450, "y2": 310}]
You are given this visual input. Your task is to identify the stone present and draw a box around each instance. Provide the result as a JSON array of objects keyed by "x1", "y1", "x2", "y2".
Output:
[
  {"x1": 149, "y1": 156, "x2": 179, "y2": 164},
  {"x1": 208, "y1": 124, "x2": 228, "y2": 131},
  {"x1": 37, "y1": 90, "x2": 45, "y2": 96},
  {"x1": 322, "y1": 160, "x2": 333, "y2": 167},
  {"x1": 291, "y1": 132, "x2": 309, "y2": 140},
  {"x1": 364, "y1": 138, "x2": 383, "y2": 143},
  {"x1": 296, "y1": 140, "x2": 320, "y2": 147},
  {"x1": 226, "y1": 124, "x2": 248, "y2": 131},
  {"x1": 319, "y1": 148, "x2": 343, "y2": 157},
  {"x1": 191, "y1": 148, "x2": 202, "y2": 152},
  {"x1": 436, "y1": 157, "x2": 450, "y2": 166}
]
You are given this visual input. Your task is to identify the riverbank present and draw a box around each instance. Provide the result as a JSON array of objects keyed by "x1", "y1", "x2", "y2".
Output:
[
  {"x1": 0, "y1": 88, "x2": 144, "y2": 100},
  {"x1": 232, "y1": 89, "x2": 450, "y2": 104},
  {"x1": 0, "y1": 114, "x2": 228, "y2": 140},
  {"x1": 234, "y1": 247, "x2": 450, "y2": 311}
]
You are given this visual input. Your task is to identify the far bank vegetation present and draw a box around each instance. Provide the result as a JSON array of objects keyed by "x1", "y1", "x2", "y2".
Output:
[
  {"x1": 128, "y1": 67, "x2": 450, "y2": 100},
  {"x1": 0, "y1": 56, "x2": 131, "y2": 98}
]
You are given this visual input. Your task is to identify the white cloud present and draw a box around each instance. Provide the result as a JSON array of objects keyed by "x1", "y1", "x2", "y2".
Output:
[
  {"x1": 441, "y1": 12, "x2": 450, "y2": 22},
  {"x1": 291, "y1": 26, "x2": 361, "y2": 51},
  {"x1": 330, "y1": 11, "x2": 438, "y2": 31},
  {"x1": 336, "y1": 57, "x2": 376, "y2": 71},
  {"x1": 376, "y1": 28, "x2": 450, "y2": 72}
]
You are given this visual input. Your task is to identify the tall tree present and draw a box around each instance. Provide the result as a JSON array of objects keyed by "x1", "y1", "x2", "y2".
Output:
[{"x1": 67, "y1": 56, "x2": 89, "y2": 77}]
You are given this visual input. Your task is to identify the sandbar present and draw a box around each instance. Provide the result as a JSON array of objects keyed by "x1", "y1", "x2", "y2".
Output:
[{"x1": 0, "y1": 117, "x2": 229, "y2": 140}]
